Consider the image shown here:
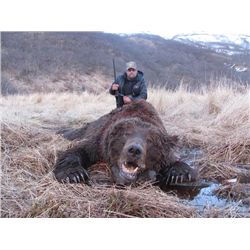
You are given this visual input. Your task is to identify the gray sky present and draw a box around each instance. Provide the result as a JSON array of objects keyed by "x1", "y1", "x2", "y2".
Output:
[
  {"x1": 1, "y1": 0, "x2": 249, "y2": 36},
  {"x1": 102, "y1": 0, "x2": 250, "y2": 36}
]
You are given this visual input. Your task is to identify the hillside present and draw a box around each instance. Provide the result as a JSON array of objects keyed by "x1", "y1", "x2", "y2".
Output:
[{"x1": 1, "y1": 32, "x2": 249, "y2": 95}]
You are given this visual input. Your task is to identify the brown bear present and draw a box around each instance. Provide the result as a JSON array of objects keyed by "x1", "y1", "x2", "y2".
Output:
[{"x1": 54, "y1": 100, "x2": 197, "y2": 186}]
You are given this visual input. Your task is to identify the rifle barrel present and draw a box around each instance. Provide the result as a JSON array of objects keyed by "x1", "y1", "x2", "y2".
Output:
[
  {"x1": 113, "y1": 58, "x2": 119, "y2": 97},
  {"x1": 112, "y1": 59, "x2": 116, "y2": 81}
]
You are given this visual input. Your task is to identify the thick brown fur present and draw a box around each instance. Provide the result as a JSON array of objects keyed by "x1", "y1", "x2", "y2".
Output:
[{"x1": 54, "y1": 100, "x2": 197, "y2": 186}]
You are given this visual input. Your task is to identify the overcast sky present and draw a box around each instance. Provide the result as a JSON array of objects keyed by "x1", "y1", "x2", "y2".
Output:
[
  {"x1": 1, "y1": 0, "x2": 250, "y2": 37},
  {"x1": 101, "y1": 0, "x2": 250, "y2": 37}
]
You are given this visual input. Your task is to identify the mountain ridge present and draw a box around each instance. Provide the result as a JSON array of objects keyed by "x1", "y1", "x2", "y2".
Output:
[
  {"x1": 1, "y1": 32, "x2": 249, "y2": 95},
  {"x1": 171, "y1": 32, "x2": 250, "y2": 54}
]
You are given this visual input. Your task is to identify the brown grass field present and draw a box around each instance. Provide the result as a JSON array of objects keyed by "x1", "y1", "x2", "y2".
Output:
[{"x1": 1, "y1": 83, "x2": 250, "y2": 217}]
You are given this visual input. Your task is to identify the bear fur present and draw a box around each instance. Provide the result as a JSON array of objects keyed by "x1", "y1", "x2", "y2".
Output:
[{"x1": 54, "y1": 100, "x2": 197, "y2": 186}]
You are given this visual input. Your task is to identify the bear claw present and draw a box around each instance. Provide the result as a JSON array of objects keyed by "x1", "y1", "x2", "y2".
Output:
[
  {"x1": 55, "y1": 168, "x2": 90, "y2": 184},
  {"x1": 80, "y1": 173, "x2": 85, "y2": 181},
  {"x1": 175, "y1": 176, "x2": 179, "y2": 184},
  {"x1": 76, "y1": 175, "x2": 80, "y2": 183},
  {"x1": 171, "y1": 175, "x2": 175, "y2": 183},
  {"x1": 180, "y1": 175, "x2": 184, "y2": 183}
]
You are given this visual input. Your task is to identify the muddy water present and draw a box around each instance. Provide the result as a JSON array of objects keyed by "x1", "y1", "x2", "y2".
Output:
[
  {"x1": 188, "y1": 183, "x2": 228, "y2": 208},
  {"x1": 187, "y1": 183, "x2": 245, "y2": 212},
  {"x1": 162, "y1": 178, "x2": 249, "y2": 216},
  {"x1": 176, "y1": 147, "x2": 250, "y2": 216}
]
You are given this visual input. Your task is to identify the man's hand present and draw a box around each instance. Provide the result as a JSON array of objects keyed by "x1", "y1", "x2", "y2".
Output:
[
  {"x1": 123, "y1": 96, "x2": 132, "y2": 104},
  {"x1": 111, "y1": 83, "x2": 119, "y2": 91}
]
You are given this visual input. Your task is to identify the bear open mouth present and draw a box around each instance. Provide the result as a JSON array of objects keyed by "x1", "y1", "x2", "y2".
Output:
[{"x1": 120, "y1": 161, "x2": 140, "y2": 180}]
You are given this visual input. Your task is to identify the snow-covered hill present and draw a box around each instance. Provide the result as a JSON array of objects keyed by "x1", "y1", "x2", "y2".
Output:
[{"x1": 171, "y1": 33, "x2": 250, "y2": 55}]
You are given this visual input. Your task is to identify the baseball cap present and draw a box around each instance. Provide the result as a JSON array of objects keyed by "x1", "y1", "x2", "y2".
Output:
[{"x1": 126, "y1": 61, "x2": 137, "y2": 70}]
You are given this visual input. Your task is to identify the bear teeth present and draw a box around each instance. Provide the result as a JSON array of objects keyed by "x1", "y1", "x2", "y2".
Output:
[{"x1": 122, "y1": 163, "x2": 138, "y2": 174}]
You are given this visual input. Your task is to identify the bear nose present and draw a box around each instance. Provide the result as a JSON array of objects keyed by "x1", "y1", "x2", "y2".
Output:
[{"x1": 127, "y1": 144, "x2": 142, "y2": 156}]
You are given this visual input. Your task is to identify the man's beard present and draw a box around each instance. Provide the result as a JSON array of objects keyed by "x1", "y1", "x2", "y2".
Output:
[{"x1": 127, "y1": 74, "x2": 136, "y2": 80}]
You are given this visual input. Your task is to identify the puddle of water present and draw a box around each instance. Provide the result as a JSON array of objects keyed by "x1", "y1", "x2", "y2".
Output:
[
  {"x1": 188, "y1": 183, "x2": 230, "y2": 209},
  {"x1": 177, "y1": 147, "x2": 249, "y2": 215},
  {"x1": 175, "y1": 182, "x2": 249, "y2": 215}
]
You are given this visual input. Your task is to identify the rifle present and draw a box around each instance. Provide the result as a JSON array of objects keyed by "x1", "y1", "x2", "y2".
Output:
[
  {"x1": 112, "y1": 59, "x2": 124, "y2": 97},
  {"x1": 112, "y1": 58, "x2": 117, "y2": 85}
]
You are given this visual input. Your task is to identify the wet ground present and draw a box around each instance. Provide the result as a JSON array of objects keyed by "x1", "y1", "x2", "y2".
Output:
[
  {"x1": 171, "y1": 182, "x2": 250, "y2": 216},
  {"x1": 172, "y1": 147, "x2": 250, "y2": 216},
  {"x1": 187, "y1": 183, "x2": 248, "y2": 213},
  {"x1": 88, "y1": 146, "x2": 250, "y2": 217}
]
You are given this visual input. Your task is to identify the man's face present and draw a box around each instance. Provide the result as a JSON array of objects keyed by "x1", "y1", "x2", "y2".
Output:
[{"x1": 126, "y1": 68, "x2": 137, "y2": 80}]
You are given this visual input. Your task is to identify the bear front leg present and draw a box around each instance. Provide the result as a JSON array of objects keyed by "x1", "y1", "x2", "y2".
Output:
[
  {"x1": 53, "y1": 144, "x2": 92, "y2": 184},
  {"x1": 159, "y1": 161, "x2": 198, "y2": 185}
]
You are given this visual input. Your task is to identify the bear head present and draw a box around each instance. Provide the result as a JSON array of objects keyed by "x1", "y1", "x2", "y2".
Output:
[{"x1": 102, "y1": 118, "x2": 178, "y2": 185}]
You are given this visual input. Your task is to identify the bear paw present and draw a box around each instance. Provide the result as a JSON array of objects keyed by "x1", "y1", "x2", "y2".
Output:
[
  {"x1": 54, "y1": 155, "x2": 90, "y2": 183},
  {"x1": 163, "y1": 161, "x2": 198, "y2": 185},
  {"x1": 55, "y1": 166, "x2": 90, "y2": 183}
]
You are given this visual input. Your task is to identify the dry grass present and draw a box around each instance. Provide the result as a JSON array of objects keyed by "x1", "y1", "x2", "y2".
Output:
[
  {"x1": 1, "y1": 83, "x2": 250, "y2": 217},
  {"x1": 149, "y1": 84, "x2": 250, "y2": 181},
  {"x1": 2, "y1": 69, "x2": 113, "y2": 95},
  {"x1": 203, "y1": 205, "x2": 249, "y2": 218},
  {"x1": 215, "y1": 183, "x2": 250, "y2": 204},
  {"x1": 1, "y1": 122, "x2": 196, "y2": 218}
]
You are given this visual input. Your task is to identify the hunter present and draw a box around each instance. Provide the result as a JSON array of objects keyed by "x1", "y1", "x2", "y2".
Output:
[{"x1": 109, "y1": 61, "x2": 147, "y2": 108}]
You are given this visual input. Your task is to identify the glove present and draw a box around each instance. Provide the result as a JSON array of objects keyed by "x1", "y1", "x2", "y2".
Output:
[{"x1": 112, "y1": 83, "x2": 119, "y2": 91}]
